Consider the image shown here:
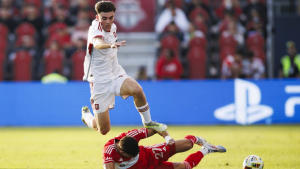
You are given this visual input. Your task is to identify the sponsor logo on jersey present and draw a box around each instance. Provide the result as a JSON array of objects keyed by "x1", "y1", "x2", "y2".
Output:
[{"x1": 214, "y1": 79, "x2": 273, "y2": 125}]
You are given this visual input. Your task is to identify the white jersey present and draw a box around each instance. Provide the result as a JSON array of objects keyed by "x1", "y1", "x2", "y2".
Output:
[{"x1": 83, "y1": 19, "x2": 126, "y2": 83}]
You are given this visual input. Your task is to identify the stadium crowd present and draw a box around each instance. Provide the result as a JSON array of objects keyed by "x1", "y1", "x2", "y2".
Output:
[
  {"x1": 155, "y1": 0, "x2": 271, "y2": 80},
  {"x1": 0, "y1": 0, "x2": 299, "y2": 81},
  {"x1": 0, "y1": 0, "x2": 95, "y2": 81}
]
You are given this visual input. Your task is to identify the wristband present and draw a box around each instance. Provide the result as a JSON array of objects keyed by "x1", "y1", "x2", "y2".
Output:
[{"x1": 165, "y1": 136, "x2": 172, "y2": 143}]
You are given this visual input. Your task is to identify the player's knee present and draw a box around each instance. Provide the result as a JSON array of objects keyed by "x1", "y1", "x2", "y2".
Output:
[
  {"x1": 132, "y1": 85, "x2": 144, "y2": 98},
  {"x1": 99, "y1": 127, "x2": 110, "y2": 135}
]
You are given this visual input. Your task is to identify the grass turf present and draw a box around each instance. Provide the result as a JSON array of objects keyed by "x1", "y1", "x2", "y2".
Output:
[{"x1": 0, "y1": 125, "x2": 299, "y2": 169}]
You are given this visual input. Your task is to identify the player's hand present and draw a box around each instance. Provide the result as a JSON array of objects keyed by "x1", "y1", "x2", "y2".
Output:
[
  {"x1": 111, "y1": 40, "x2": 126, "y2": 49},
  {"x1": 167, "y1": 138, "x2": 175, "y2": 145}
]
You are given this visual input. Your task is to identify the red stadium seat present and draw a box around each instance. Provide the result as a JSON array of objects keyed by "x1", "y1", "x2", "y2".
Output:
[
  {"x1": 189, "y1": 37, "x2": 207, "y2": 50},
  {"x1": 48, "y1": 22, "x2": 68, "y2": 35},
  {"x1": 0, "y1": 23, "x2": 9, "y2": 38},
  {"x1": 219, "y1": 33, "x2": 237, "y2": 50},
  {"x1": 0, "y1": 36, "x2": 8, "y2": 52},
  {"x1": 189, "y1": 7, "x2": 209, "y2": 21},
  {"x1": 25, "y1": 0, "x2": 42, "y2": 8},
  {"x1": 71, "y1": 50, "x2": 86, "y2": 80},
  {"x1": 246, "y1": 33, "x2": 265, "y2": 50},
  {"x1": 43, "y1": 50, "x2": 64, "y2": 75},
  {"x1": 187, "y1": 47, "x2": 207, "y2": 79},
  {"x1": 0, "y1": 52, "x2": 5, "y2": 81},
  {"x1": 251, "y1": 47, "x2": 266, "y2": 62},
  {"x1": 247, "y1": 0, "x2": 265, "y2": 4},
  {"x1": 219, "y1": 48, "x2": 235, "y2": 61},
  {"x1": 193, "y1": 20, "x2": 208, "y2": 34},
  {"x1": 13, "y1": 51, "x2": 32, "y2": 81},
  {"x1": 15, "y1": 23, "x2": 36, "y2": 36},
  {"x1": 161, "y1": 35, "x2": 180, "y2": 52}
]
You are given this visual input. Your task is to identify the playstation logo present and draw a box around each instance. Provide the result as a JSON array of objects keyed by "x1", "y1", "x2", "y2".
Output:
[{"x1": 214, "y1": 79, "x2": 273, "y2": 125}]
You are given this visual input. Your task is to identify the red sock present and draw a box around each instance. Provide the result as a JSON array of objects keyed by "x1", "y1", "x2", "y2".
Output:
[
  {"x1": 183, "y1": 151, "x2": 204, "y2": 169},
  {"x1": 184, "y1": 135, "x2": 197, "y2": 146}
]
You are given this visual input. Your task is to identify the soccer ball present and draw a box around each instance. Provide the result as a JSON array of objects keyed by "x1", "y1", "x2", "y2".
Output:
[{"x1": 243, "y1": 155, "x2": 264, "y2": 169}]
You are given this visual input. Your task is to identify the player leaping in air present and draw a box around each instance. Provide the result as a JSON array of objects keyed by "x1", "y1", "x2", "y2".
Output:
[
  {"x1": 101, "y1": 127, "x2": 226, "y2": 169},
  {"x1": 81, "y1": 1, "x2": 167, "y2": 135}
]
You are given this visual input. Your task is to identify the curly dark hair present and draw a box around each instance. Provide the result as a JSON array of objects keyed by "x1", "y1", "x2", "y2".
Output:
[
  {"x1": 119, "y1": 136, "x2": 140, "y2": 157},
  {"x1": 95, "y1": 1, "x2": 116, "y2": 14}
]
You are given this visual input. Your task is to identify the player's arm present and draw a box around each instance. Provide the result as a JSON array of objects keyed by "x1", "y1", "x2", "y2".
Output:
[
  {"x1": 103, "y1": 162, "x2": 115, "y2": 169},
  {"x1": 93, "y1": 37, "x2": 126, "y2": 49},
  {"x1": 147, "y1": 129, "x2": 175, "y2": 145}
]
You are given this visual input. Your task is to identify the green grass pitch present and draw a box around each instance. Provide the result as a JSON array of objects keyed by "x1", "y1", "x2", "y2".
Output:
[{"x1": 0, "y1": 125, "x2": 299, "y2": 169}]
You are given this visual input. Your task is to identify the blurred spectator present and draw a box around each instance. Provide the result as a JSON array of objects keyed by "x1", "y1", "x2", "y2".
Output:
[
  {"x1": 0, "y1": 6, "x2": 18, "y2": 32},
  {"x1": 71, "y1": 19, "x2": 89, "y2": 45},
  {"x1": 222, "y1": 20, "x2": 245, "y2": 46},
  {"x1": 41, "y1": 70, "x2": 67, "y2": 84},
  {"x1": 46, "y1": 23, "x2": 72, "y2": 50},
  {"x1": 155, "y1": 1, "x2": 189, "y2": 34},
  {"x1": 137, "y1": 66, "x2": 150, "y2": 80},
  {"x1": 156, "y1": 49, "x2": 183, "y2": 79},
  {"x1": 243, "y1": 51, "x2": 265, "y2": 79},
  {"x1": 184, "y1": 0, "x2": 213, "y2": 21},
  {"x1": 279, "y1": 41, "x2": 300, "y2": 78},
  {"x1": 183, "y1": 22, "x2": 205, "y2": 48},
  {"x1": 215, "y1": 0, "x2": 242, "y2": 20},
  {"x1": 14, "y1": 35, "x2": 38, "y2": 58},
  {"x1": 221, "y1": 48, "x2": 244, "y2": 79},
  {"x1": 243, "y1": 0, "x2": 267, "y2": 24},
  {"x1": 70, "y1": 0, "x2": 94, "y2": 21},
  {"x1": 50, "y1": 5, "x2": 74, "y2": 26},
  {"x1": 0, "y1": 0, "x2": 20, "y2": 19},
  {"x1": 159, "y1": 21, "x2": 184, "y2": 42},
  {"x1": 42, "y1": 40, "x2": 65, "y2": 76},
  {"x1": 246, "y1": 9, "x2": 266, "y2": 38},
  {"x1": 22, "y1": 4, "x2": 43, "y2": 36}
]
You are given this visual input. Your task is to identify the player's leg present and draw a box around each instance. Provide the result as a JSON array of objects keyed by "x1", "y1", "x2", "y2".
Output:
[
  {"x1": 119, "y1": 77, "x2": 167, "y2": 132},
  {"x1": 82, "y1": 106, "x2": 111, "y2": 135},
  {"x1": 155, "y1": 136, "x2": 226, "y2": 169},
  {"x1": 81, "y1": 82, "x2": 113, "y2": 135}
]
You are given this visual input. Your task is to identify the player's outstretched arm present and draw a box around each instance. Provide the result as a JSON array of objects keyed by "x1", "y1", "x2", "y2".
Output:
[
  {"x1": 93, "y1": 37, "x2": 126, "y2": 49},
  {"x1": 103, "y1": 162, "x2": 115, "y2": 169}
]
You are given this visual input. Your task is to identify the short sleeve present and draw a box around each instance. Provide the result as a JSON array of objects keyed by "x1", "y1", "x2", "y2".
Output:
[
  {"x1": 102, "y1": 145, "x2": 115, "y2": 164},
  {"x1": 125, "y1": 128, "x2": 148, "y2": 142},
  {"x1": 90, "y1": 22, "x2": 105, "y2": 44}
]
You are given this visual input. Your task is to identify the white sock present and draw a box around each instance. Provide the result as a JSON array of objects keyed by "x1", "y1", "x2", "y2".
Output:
[
  {"x1": 136, "y1": 103, "x2": 151, "y2": 124},
  {"x1": 83, "y1": 112, "x2": 95, "y2": 130},
  {"x1": 200, "y1": 147, "x2": 208, "y2": 156}
]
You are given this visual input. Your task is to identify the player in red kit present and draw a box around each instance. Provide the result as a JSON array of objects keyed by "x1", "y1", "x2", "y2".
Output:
[{"x1": 102, "y1": 128, "x2": 226, "y2": 169}]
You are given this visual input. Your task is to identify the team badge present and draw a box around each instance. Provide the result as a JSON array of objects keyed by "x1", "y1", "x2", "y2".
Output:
[{"x1": 95, "y1": 104, "x2": 99, "y2": 110}]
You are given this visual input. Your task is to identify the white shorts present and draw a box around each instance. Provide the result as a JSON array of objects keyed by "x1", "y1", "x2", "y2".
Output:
[{"x1": 90, "y1": 74, "x2": 131, "y2": 113}]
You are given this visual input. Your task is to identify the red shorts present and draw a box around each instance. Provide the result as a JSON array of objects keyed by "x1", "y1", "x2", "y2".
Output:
[{"x1": 145, "y1": 142, "x2": 176, "y2": 169}]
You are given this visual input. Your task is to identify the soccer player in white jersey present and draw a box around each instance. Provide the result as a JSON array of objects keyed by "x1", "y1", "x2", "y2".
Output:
[{"x1": 81, "y1": 1, "x2": 167, "y2": 135}]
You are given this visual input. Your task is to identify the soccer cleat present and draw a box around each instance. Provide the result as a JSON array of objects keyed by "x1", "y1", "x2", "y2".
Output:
[
  {"x1": 195, "y1": 136, "x2": 207, "y2": 146},
  {"x1": 81, "y1": 106, "x2": 91, "y2": 126},
  {"x1": 144, "y1": 121, "x2": 167, "y2": 132},
  {"x1": 201, "y1": 143, "x2": 227, "y2": 154}
]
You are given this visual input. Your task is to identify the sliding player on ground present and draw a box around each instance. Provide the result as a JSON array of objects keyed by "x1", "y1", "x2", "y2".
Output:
[
  {"x1": 102, "y1": 127, "x2": 226, "y2": 169},
  {"x1": 81, "y1": 1, "x2": 167, "y2": 135}
]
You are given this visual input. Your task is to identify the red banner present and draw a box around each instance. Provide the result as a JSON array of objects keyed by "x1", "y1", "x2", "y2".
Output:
[{"x1": 109, "y1": 0, "x2": 156, "y2": 32}]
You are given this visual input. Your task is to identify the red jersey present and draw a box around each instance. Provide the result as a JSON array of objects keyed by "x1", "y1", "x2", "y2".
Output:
[{"x1": 102, "y1": 128, "x2": 175, "y2": 169}]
